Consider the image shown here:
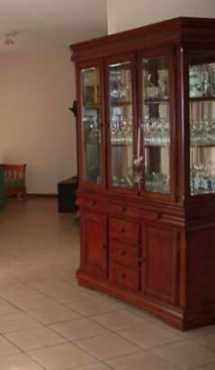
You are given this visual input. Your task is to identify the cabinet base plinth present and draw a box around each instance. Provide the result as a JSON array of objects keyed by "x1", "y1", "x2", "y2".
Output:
[
  {"x1": 76, "y1": 270, "x2": 215, "y2": 331},
  {"x1": 76, "y1": 270, "x2": 184, "y2": 330}
]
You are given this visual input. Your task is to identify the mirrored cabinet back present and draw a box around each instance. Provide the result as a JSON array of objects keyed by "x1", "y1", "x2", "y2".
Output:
[{"x1": 70, "y1": 17, "x2": 215, "y2": 330}]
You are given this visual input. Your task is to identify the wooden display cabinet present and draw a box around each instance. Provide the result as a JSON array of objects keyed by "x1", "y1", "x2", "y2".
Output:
[{"x1": 70, "y1": 17, "x2": 215, "y2": 330}]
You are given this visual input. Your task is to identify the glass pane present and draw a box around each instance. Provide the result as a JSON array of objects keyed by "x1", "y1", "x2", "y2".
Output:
[
  {"x1": 189, "y1": 57, "x2": 215, "y2": 195},
  {"x1": 142, "y1": 57, "x2": 170, "y2": 193},
  {"x1": 80, "y1": 67, "x2": 102, "y2": 184},
  {"x1": 109, "y1": 62, "x2": 134, "y2": 188}
]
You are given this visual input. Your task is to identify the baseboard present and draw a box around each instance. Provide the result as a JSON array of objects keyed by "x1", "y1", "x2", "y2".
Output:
[{"x1": 27, "y1": 193, "x2": 57, "y2": 198}]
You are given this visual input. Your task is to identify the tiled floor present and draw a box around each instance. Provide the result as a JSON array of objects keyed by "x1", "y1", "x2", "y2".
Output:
[{"x1": 0, "y1": 198, "x2": 215, "y2": 369}]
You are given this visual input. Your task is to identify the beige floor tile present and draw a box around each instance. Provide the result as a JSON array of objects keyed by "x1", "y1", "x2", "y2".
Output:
[
  {"x1": 0, "y1": 286, "x2": 46, "y2": 301},
  {"x1": 123, "y1": 303, "x2": 160, "y2": 322},
  {"x1": 181, "y1": 326, "x2": 215, "y2": 352},
  {"x1": 92, "y1": 310, "x2": 149, "y2": 331},
  {"x1": 196, "y1": 363, "x2": 215, "y2": 370},
  {"x1": 0, "y1": 335, "x2": 20, "y2": 356},
  {"x1": 29, "y1": 306, "x2": 82, "y2": 325},
  {"x1": 1, "y1": 198, "x2": 215, "y2": 370},
  {"x1": 153, "y1": 340, "x2": 215, "y2": 369},
  {"x1": 76, "y1": 332, "x2": 139, "y2": 360},
  {"x1": 26, "y1": 281, "x2": 90, "y2": 302},
  {"x1": 107, "y1": 351, "x2": 181, "y2": 370},
  {"x1": 74, "y1": 364, "x2": 112, "y2": 370},
  {"x1": 193, "y1": 332, "x2": 215, "y2": 351},
  {"x1": 0, "y1": 297, "x2": 21, "y2": 315},
  {"x1": 29, "y1": 342, "x2": 97, "y2": 369},
  {"x1": 51, "y1": 318, "x2": 112, "y2": 341},
  {"x1": 5, "y1": 326, "x2": 66, "y2": 351},
  {"x1": 6, "y1": 292, "x2": 65, "y2": 311},
  {"x1": 118, "y1": 321, "x2": 183, "y2": 349},
  {"x1": 0, "y1": 352, "x2": 43, "y2": 369},
  {"x1": 0, "y1": 312, "x2": 43, "y2": 334},
  {"x1": 65, "y1": 296, "x2": 120, "y2": 316}
]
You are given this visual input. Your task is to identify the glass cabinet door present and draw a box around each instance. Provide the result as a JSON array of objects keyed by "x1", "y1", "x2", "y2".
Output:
[
  {"x1": 141, "y1": 56, "x2": 171, "y2": 194},
  {"x1": 189, "y1": 55, "x2": 215, "y2": 195},
  {"x1": 108, "y1": 61, "x2": 135, "y2": 189},
  {"x1": 80, "y1": 66, "x2": 103, "y2": 185}
]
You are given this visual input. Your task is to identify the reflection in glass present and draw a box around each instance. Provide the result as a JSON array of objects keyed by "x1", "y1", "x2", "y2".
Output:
[
  {"x1": 189, "y1": 62, "x2": 215, "y2": 98},
  {"x1": 189, "y1": 59, "x2": 215, "y2": 195},
  {"x1": 80, "y1": 67, "x2": 102, "y2": 184},
  {"x1": 109, "y1": 62, "x2": 134, "y2": 188},
  {"x1": 142, "y1": 57, "x2": 170, "y2": 193}
]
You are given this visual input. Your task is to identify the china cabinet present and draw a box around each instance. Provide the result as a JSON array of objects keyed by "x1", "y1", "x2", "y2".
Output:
[{"x1": 70, "y1": 17, "x2": 215, "y2": 330}]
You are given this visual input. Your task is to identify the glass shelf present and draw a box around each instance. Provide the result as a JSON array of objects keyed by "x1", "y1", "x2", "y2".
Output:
[
  {"x1": 141, "y1": 56, "x2": 171, "y2": 193},
  {"x1": 190, "y1": 96, "x2": 215, "y2": 102},
  {"x1": 189, "y1": 59, "x2": 215, "y2": 195},
  {"x1": 110, "y1": 100, "x2": 132, "y2": 106},
  {"x1": 84, "y1": 104, "x2": 101, "y2": 110},
  {"x1": 144, "y1": 143, "x2": 170, "y2": 147},
  {"x1": 111, "y1": 139, "x2": 133, "y2": 145},
  {"x1": 109, "y1": 61, "x2": 134, "y2": 189},
  {"x1": 143, "y1": 98, "x2": 169, "y2": 104}
]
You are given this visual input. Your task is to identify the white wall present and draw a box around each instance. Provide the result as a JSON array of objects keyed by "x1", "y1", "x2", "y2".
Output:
[
  {"x1": 0, "y1": 49, "x2": 77, "y2": 194},
  {"x1": 107, "y1": 0, "x2": 215, "y2": 33}
]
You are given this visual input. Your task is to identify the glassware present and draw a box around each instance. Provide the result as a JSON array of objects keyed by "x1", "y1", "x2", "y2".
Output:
[
  {"x1": 109, "y1": 62, "x2": 134, "y2": 188},
  {"x1": 189, "y1": 62, "x2": 215, "y2": 98},
  {"x1": 189, "y1": 59, "x2": 215, "y2": 195},
  {"x1": 81, "y1": 67, "x2": 102, "y2": 184},
  {"x1": 142, "y1": 57, "x2": 171, "y2": 193}
]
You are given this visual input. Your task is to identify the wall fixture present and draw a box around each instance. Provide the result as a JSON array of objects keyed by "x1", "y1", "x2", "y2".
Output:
[
  {"x1": 3, "y1": 31, "x2": 20, "y2": 46},
  {"x1": 68, "y1": 100, "x2": 78, "y2": 117}
]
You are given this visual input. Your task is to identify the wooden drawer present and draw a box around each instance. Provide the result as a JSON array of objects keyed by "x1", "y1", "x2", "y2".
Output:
[
  {"x1": 110, "y1": 203, "x2": 138, "y2": 219},
  {"x1": 110, "y1": 263, "x2": 139, "y2": 291},
  {"x1": 77, "y1": 197, "x2": 107, "y2": 212},
  {"x1": 110, "y1": 202, "x2": 159, "y2": 221},
  {"x1": 110, "y1": 218, "x2": 140, "y2": 244},
  {"x1": 110, "y1": 241, "x2": 139, "y2": 269}
]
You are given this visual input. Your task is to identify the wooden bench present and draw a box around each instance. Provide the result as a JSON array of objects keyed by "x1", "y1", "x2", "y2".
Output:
[{"x1": 0, "y1": 164, "x2": 26, "y2": 198}]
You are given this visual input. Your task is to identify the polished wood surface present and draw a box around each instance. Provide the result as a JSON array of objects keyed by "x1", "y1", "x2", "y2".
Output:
[{"x1": 71, "y1": 17, "x2": 215, "y2": 330}]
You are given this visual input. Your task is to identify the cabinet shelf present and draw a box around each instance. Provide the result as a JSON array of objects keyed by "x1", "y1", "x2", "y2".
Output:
[
  {"x1": 84, "y1": 104, "x2": 101, "y2": 110},
  {"x1": 189, "y1": 96, "x2": 215, "y2": 102},
  {"x1": 110, "y1": 100, "x2": 132, "y2": 107},
  {"x1": 144, "y1": 98, "x2": 169, "y2": 104},
  {"x1": 144, "y1": 143, "x2": 170, "y2": 147},
  {"x1": 111, "y1": 141, "x2": 133, "y2": 146},
  {"x1": 191, "y1": 143, "x2": 215, "y2": 147}
]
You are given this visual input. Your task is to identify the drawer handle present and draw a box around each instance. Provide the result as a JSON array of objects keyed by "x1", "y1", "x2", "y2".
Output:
[
  {"x1": 121, "y1": 228, "x2": 125, "y2": 233},
  {"x1": 139, "y1": 257, "x2": 146, "y2": 263},
  {"x1": 121, "y1": 273, "x2": 126, "y2": 279},
  {"x1": 90, "y1": 201, "x2": 96, "y2": 207},
  {"x1": 102, "y1": 244, "x2": 107, "y2": 250},
  {"x1": 121, "y1": 206, "x2": 127, "y2": 213}
]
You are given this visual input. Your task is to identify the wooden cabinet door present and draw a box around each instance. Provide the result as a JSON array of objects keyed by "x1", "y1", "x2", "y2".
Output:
[
  {"x1": 141, "y1": 225, "x2": 180, "y2": 305},
  {"x1": 81, "y1": 212, "x2": 107, "y2": 279},
  {"x1": 138, "y1": 48, "x2": 177, "y2": 202},
  {"x1": 77, "y1": 61, "x2": 106, "y2": 191},
  {"x1": 106, "y1": 54, "x2": 138, "y2": 194}
]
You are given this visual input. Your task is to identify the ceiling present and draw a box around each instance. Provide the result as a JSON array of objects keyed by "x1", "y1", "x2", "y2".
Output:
[{"x1": 0, "y1": 0, "x2": 107, "y2": 52}]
